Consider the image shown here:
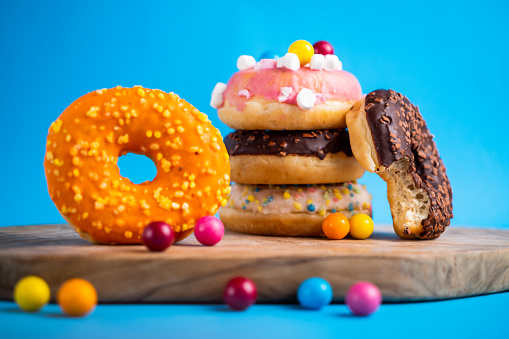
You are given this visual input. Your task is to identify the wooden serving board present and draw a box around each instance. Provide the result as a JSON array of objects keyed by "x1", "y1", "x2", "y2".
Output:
[{"x1": 1, "y1": 224, "x2": 508, "y2": 303}]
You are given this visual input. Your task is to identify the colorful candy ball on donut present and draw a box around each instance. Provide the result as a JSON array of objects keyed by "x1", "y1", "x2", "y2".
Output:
[{"x1": 44, "y1": 86, "x2": 231, "y2": 244}]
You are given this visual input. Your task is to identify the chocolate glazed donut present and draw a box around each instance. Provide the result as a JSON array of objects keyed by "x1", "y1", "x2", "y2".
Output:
[
  {"x1": 224, "y1": 129, "x2": 365, "y2": 185},
  {"x1": 346, "y1": 89, "x2": 453, "y2": 239}
]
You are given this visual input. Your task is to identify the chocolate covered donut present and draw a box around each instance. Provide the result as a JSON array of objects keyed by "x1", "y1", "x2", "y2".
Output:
[
  {"x1": 224, "y1": 130, "x2": 364, "y2": 184},
  {"x1": 346, "y1": 89, "x2": 453, "y2": 239}
]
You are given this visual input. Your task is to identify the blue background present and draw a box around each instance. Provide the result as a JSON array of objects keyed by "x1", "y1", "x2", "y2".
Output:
[
  {"x1": 0, "y1": 0, "x2": 508, "y2": 228},
  {"x1": 1, "y1": 1, "x2": 508, "y2": 337}
]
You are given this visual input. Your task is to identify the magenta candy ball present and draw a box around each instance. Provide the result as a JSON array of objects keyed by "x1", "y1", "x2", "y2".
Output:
[
  {"x1": 194, "y1": 216, "x2": 225, "y2": 246},
  {"x1": 142, "y1": 221, "x2": 175, "y2": 252},
  {"x1": 223, "y1": 277, "x2": 258, "y2": 311},
  {"x1": 345, "y1": 281, "x2": 382, "y2": 316},
  {"x1": 313, "y1": 41, "x2": 334, "y2": 55}
]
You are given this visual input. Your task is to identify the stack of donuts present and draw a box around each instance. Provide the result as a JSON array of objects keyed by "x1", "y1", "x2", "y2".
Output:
[{"x1": 211, "y1": 40, "x2": 373, "y2": 237}]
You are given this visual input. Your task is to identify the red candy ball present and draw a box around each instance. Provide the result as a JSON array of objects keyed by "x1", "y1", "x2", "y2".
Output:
[
  {"x1": 313, "y1": 41, "x2": 334, "y2": 55},
  {"x1": 142, "y1": 221, "x2": 175, "y2": 251},
  {"x1": 194, "y1": 216, "x2": 225, "y2": 246},
  {"x1": 345, "y1": 281, "x2": 382, "y2": 316},
  {"x1": 223, "y1": 277, "x2": 258, "y2": 311}
]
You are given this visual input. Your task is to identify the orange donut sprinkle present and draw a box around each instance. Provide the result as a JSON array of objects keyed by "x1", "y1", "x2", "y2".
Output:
[{"x1": 44, "y1": 86, "x2": 231, "y2": 244}]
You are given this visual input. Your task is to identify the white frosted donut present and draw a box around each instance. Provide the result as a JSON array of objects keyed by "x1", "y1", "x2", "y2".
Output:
[{"x1": 219, "y1": 183, "x2": 372, "y2": 237}]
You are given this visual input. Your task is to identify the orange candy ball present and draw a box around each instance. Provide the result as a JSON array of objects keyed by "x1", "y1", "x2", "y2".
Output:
[
  {"x1": 322, "y1": 213, "x2": 350, "y2": 239},
  {"x1": 57, "y1": 278, "x2": 98, "y2": 317}
]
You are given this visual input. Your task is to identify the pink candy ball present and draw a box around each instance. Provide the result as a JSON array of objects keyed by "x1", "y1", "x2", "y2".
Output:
[
  {"x1": 194, "y1": 216, "x2": 225, "y2": 246},
  {"x1": 223, "y1": 277, "x2": 258, "y2": 311},
  {"x1": 345, "y1": 282, "x2": 382, "y2": 316}
]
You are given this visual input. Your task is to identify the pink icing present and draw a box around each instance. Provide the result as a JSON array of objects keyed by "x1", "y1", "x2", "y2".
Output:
[{"x1": 223, "y1": 66, "x2": 362, "y2": 110}]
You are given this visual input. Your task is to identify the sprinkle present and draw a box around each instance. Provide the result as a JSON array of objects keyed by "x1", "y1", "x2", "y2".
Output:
[
  {"x1": 146, "y1": 130, "x2": 153, "y2": 138},
  {"x1": 342, "y1": 188, "x2": 349, "y2": 195},
  {"x1": 86, "y1": 106, "x2": 100, "y2": 118},
  {"x1": 353, "y1": 188, "x2": 361, "y2": 194},
  {"x1": 117, "y1": 134, "x2": 129, "y2": 144},
  {"x1": 137, "y1": 88, "x2": 145, "y2": 97},
  {"x1": 50, "y1": 119, "x2": 63, "y2": 133},
  {"x1": 247, "y1": 195, "x2": 255, "y2": 202},
  {"x1": 307, "y1": 204, "x2": 315, "y2": 212},
  {"x1": 294, "y1": 202, "x2": 302, "y2": 210},
  {"x1": 284, "y1": 191, "x2": 291, "y2": 199},
  {"x1": 348, "y1": 203, "x2": 354, "y2": 212}
]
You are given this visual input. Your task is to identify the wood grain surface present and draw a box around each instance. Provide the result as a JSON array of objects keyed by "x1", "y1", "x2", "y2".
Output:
[{"x1": 0, "y1": 224, "x2": 508, "y2": 303}]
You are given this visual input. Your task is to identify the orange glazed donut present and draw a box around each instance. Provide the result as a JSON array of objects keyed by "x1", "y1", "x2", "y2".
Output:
[{"x1": 44, "y1": 86, "x2": 231, "y2": 244}]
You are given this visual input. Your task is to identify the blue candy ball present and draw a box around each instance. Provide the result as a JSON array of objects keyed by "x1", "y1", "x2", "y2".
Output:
[
  {"x1": 297, "y1": 277, "x2": 333, "y2": 309},
  {"x1": 258, "y1": 50, "x2": 280, "y2": 60}
]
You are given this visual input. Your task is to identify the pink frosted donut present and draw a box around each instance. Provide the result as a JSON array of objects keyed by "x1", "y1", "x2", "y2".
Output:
[{"x1": 216, "y1": 66, "x2": 363, "y2": 130}]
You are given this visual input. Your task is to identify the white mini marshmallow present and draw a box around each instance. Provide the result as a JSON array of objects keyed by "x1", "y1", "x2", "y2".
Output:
[
  {"x1": 310, "y1": 54, "x2": 325, "y2": 70},
  {"x1": 296, "y1": 88, "x2": 315, "y2": 110},
  {"x1": 279, "y1": 87, "x2": 293, "y2": 102},
  {"x1": 336, "y1": 60, "x2": 343, "y2": 71},
  {"x1": 259, "y1": 59, "x2": 277, "y2": 69},
  {"x1": 283, "y1": 53, "x2": 300, "y2": 71},
  {"x1": 324, "y1": 54, "x2": 340, "y2": 71},
  {"x1": 276, "y1": 57, "x2": 284, "y2": 68},
  {"x1": 210, "y1": 82, "x2": 227, "y2": 109},
  {"x1": 237, "y1": 55, "x2": 256, "y2": 71},
  {"x1": 238, "y1": 89, "x2": 252, "y2": 99}
]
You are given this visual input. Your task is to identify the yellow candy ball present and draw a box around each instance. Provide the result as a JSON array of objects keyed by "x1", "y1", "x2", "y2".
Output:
[
  {"x1": 288, "y1": 40, "x2": 314, "y2": 66},
  {"x1": 349, "y1": 214, "x2": 374, "y2": 240},
  {"x1": 14, "y1": 275, "x2": 51, "y2": 312},
  {"x1": 57, "y1": 278, "x2": 98, "y2": 317}
]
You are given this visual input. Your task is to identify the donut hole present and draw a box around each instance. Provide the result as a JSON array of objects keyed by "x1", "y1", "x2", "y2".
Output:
[{"x1": 117, "y1": 153, "x2": 157, "y2": 184}]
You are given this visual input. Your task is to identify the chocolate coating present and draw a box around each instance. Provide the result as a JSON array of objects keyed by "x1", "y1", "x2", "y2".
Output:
[
  {"x1": 365, "y1": 89, "x2": 453, "y2": 239},
  {"x1": 224, "y1": 129, "x2": 353, "y2": 160}
]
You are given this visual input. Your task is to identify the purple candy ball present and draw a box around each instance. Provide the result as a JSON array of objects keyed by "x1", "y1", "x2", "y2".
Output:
[
  {"x1": 142, "y1": 221, "x2": 175, "y2": 252},
  {"x1": 223, "y1": 277, "x2": 257, "y2": 311},
  {"x1": 345, "y1": 281, "x2": 382, "y2": 316},
  {"x1": 194, "y1": 216, "x2": 225, "y2": 246}
]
